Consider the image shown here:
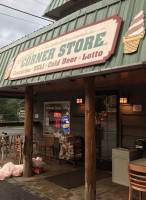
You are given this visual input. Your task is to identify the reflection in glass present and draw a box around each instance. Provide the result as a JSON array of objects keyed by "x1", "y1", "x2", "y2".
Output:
[
  {"x1": 95, "y1": 95, "x2": 117, "y2": 161},
  {"x1": 44, "y1": 102, "x2": 70, "y2": 136}
]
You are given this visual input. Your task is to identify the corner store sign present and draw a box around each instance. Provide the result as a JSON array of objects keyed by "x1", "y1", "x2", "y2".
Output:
[{"x1": 6, "y1": 15, "x2": 122, "y2": 80}]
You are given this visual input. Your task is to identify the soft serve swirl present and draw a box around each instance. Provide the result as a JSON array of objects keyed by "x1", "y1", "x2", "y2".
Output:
[{"x1": 124, "y1": 10, "x2": 145, "y2": 37}]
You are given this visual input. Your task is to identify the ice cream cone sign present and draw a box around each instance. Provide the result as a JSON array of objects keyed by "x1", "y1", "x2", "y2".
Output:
[{"x1": 123, "y1": 10, "x2": 145, "y2": 54}]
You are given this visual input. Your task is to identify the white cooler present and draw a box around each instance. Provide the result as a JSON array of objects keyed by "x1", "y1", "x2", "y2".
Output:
[{"x1": 112, "y1": 147, "x2": 138, "y2": 186}]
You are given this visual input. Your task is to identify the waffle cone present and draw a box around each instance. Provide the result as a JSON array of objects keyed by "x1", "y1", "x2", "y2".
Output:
[{"x1": 123, "y1": 33, "x2": 144, "y2": 54}]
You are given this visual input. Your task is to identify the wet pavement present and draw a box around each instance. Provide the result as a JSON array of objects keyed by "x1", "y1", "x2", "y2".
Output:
[
  {"x1": 0, "y1": 129, "x2": 143, "y2": 199},
  {"x1": 0, "y1": 158, "x2": 146, "y2": 200},
  {"x1": 0, "y1": 178, "x2": 50, "y2": 200}
]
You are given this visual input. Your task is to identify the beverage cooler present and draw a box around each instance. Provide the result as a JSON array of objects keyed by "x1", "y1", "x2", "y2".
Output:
[{"x1": 112, "y1": 147, "x2": 139, "y2": 186}]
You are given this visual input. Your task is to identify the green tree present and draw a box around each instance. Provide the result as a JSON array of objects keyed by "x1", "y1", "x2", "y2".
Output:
[{"x1": 0, "y1": 98, "x2": 24, "y2": 121}]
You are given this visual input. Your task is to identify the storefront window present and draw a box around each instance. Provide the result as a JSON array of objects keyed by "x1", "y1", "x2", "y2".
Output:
[{"x1": 44, "y1": 102, "x2": 70, "y2": 136}]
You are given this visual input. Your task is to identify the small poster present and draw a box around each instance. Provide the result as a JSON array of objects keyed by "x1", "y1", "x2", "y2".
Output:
[{"x1": 133, "y1": 105, "x2": 142, "y2": 112}]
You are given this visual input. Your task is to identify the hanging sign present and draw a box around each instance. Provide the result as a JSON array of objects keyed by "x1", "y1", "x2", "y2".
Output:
[{"x1": 6, "y1": 15, "x2": 122, "y2": 80}]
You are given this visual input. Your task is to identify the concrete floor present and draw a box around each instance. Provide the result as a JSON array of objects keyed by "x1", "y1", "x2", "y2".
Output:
[{"x1": 0, "y1": 157, "x2": 146, "y2": 200}]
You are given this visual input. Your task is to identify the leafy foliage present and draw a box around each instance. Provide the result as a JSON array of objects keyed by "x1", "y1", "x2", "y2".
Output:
[{"x1": 0, "y1": 98, "x2": 24, "y2": 121}]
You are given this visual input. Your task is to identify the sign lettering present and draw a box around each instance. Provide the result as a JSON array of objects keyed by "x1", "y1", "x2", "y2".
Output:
[{"x1": 6, "y1": 15, "x2": 122, "y2": 80}]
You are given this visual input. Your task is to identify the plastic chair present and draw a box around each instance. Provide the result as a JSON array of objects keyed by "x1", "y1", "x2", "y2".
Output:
[
  {"x1": 40, "y1": 135, "x2": 55, "y2": 160},
  {"x1": 127, "y1": 163, "x2": 146, "y2": 200},
  {"x1": 15, "y1": 138, "x2": 23, "y2": 164}
]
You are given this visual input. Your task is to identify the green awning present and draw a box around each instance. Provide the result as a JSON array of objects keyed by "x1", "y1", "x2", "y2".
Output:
[{"x1": 0, "y1": 0, "x2": 146, "y2": 88}]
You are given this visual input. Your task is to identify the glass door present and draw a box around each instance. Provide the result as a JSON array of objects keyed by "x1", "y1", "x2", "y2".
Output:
[{"x1": 95, "y1": 95, "x2": 118, "y2": 170}]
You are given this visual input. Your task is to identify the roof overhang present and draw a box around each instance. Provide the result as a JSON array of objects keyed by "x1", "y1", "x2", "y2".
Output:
[
  {"x1": 1, "y1": 62, "x2": 146, "y2": 91},
  {"x1": 43, "y1": 0, "x2": 101, "y2": 20}
]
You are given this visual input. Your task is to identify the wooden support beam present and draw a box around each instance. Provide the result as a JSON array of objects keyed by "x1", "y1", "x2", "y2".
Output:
[
  {"x1": 23, "y1": 86, "x2": 33, "y2": 177},
  {"x1": 85, "y1": 76, "x2": 96, "y2": 200}
]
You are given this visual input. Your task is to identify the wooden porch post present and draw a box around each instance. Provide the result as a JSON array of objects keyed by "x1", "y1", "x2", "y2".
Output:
[
  {"x1": 85, "y1": 76, "x2": 96, "y2": 200},
  {"x1": 23, "y1": 86, "x2": 33, "y2": 177}
]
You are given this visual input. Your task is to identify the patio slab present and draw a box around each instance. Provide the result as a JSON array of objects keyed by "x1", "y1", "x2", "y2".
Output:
[{"x1": 0, "y1": 158, "x2": 146, "y2": 200}]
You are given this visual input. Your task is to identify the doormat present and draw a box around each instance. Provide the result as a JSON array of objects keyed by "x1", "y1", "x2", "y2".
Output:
[{"x1": 45, "y1": 169, "x2": 111, "y2": 190}]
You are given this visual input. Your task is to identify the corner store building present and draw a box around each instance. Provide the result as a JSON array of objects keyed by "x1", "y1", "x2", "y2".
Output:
[{"x1": 1, "y1": 0, "x2": 146, "y2": 199}]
